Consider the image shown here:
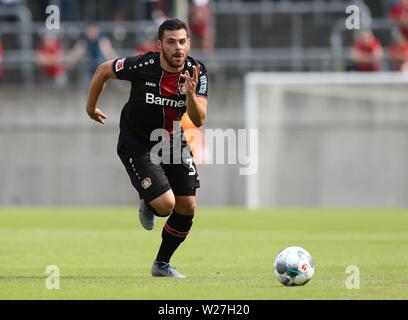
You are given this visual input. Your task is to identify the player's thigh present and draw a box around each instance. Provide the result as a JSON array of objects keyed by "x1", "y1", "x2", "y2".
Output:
[
  {"x1": 119, "y1": 152, "x2": 171, "y2": 204},
  {"x1": 163, "y1": 152, "x2": 200, "y2": 199}
]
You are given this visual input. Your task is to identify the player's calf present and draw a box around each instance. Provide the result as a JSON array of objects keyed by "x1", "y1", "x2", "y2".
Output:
[{"x1": 154, "y1": 208, "x2": 194, "y2": 265}]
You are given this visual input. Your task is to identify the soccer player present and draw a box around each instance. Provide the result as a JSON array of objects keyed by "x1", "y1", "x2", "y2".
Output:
[{"x1": 85, "y1": 19, "x2": 208, "y2": 278}]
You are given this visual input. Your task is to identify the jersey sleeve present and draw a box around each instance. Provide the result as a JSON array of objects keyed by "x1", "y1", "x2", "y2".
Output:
[
  {"x1": 195, "y1": 62, "x2": 208, "y2": 98},
  {"x1": 112, "y1": 56, "x2": 142, "y2": 81}
]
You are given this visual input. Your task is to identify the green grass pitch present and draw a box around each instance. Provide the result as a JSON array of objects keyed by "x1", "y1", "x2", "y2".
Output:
[{"x1": 0, "y1": 207, "x2": 407, "y2": 300}]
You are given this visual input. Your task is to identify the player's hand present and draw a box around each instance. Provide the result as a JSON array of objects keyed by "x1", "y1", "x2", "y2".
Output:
[
  {"x1": 180, "y1": 64, "x2": 200, "y2": 97},
  {"x1": 87, "y1": 107, "x2": 107, "y2": 124}
]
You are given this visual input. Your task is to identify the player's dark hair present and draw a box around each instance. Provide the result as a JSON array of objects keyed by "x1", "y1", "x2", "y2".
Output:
[{"x1": 158, "y1": 19, "x2": 189, "y2": 40}]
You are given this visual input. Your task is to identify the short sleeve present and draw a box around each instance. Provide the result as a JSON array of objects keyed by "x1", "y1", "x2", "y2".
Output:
[
  {"x1": 195, "y1": 62, "x2": 208, "y2": 98},
  {"x1": 112, "y1": 56, "x2": 142, "y2": 81}
]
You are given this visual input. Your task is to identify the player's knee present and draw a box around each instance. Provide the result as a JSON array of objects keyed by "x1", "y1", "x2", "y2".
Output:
[
  {"x1": 150, "y1": 190, "x2": 176, "y2": 217},
  {"x1": 154, "y1": 200, "x2": 175, "y2": 217},
  {"x1": 183, "y1": 202, "x2": 196, "y2": 215},
  {"x1": 175, "y1": 200, "x2": 196, "y2": 216}
]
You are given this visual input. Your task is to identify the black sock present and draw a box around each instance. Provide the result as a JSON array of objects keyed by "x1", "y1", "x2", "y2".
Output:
[{"x1": 155, "y1": 211, "x2": 193, "y2": 263}]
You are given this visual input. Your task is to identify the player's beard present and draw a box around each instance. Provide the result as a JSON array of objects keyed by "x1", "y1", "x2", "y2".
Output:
[{"x1": 162, "y1": 49, "x2": 186, "y2": 68}]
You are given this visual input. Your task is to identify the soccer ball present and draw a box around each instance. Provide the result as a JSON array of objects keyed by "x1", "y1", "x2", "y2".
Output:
[{"x1": 273, "y1": 246, "x2": 315, "y2": 286}]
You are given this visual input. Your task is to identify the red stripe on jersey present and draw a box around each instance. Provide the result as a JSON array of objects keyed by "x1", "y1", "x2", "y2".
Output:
[
  {"x1": 160, "y1": 71, "x2": 182, "y2": 134},
  {"x1": 160, "y1": 71, "x2": 181, "y2": 97},
  {"x1": 164, "y1": 108, "x2": 180, "y2": 134}
]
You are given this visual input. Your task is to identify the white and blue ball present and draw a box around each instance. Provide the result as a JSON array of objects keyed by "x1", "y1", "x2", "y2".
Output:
[{"x1": 274, "y1": 246, "x2": 315, "y2": 286}]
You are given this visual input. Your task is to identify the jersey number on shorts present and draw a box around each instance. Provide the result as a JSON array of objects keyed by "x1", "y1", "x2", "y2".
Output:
[{"x1": 186, "y1": 158, "x2": 196, "y2": 176}]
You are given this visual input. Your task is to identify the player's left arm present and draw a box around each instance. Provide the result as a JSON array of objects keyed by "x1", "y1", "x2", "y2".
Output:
[{"x1": 181, "y1": 64, "x2": 208, "y2": 128}]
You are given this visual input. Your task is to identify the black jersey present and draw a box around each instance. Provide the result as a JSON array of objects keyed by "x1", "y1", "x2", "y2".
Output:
[{"x1": 112, "y1": 51, "x2": 208, "y2": 151}]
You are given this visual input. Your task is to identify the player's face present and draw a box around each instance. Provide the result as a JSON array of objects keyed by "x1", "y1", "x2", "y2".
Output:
[{"x1": 159, "y1": 29, "x2": 190, "y2": 68}]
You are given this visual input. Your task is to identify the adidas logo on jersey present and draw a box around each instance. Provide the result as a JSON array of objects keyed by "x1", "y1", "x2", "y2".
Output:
[{"x1": 145, "y1": 93, "x2": 185, "y2": 108}]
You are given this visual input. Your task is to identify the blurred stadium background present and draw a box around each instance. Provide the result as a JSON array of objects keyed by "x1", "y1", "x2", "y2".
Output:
[{"x1": 1, "y1": 0, "x2": 408, "y2": 208}]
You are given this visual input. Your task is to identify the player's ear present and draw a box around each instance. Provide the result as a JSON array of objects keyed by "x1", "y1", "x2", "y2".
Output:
[{"x1": 157, "y1": 39, "x2": 162, "y2": 50}]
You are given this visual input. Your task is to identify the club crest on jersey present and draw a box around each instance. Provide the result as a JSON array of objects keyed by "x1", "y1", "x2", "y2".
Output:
[
  {"x1": 115, "y1": 58, "x2": 125, "y2": 72},
  {"x1": 141, "y1": 177, "x2": 152, "y2": 189},
  {"x1": 178, "y1": 82, "x2": 187, "y2": 95}
]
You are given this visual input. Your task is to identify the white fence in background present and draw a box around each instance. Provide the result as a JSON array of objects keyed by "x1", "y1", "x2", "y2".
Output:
[{"x1": 244, "y1": 72, "x2": 408, "y2": 209}]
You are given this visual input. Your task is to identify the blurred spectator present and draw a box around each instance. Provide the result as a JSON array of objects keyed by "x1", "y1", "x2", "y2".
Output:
[
  {"x1": 35, "y1": 33, "x2": 67, "y2": 87},
  {"x1": 389, "y1": 32, "x2": 408, "y2": 71},
  {"x1": 389, "y1": 0, "x2": 408, "y2": 39},
  {"x1": 351, "y1": 29, "x2": 384, "y2": 72},
  {"x1": 152, "y1": 8, "x2": 169, "y2": 26},
  {"x1": 67, "y1": 24, "x2": 117, "y2": 79},
  {"x1": 157, "y1": 0, "x2": 173, "y2": 17},
  {"x1": 0, "y1": 39, "x2": 3, "y2": 79},
  {"x1": 135, "y1": 27, "x2": 158, "y2": 55},
  {"x1": 132, "y1": 8, "x2": 167, "y2": 56},
  {"x1": 135, "y1": 37, "x2": 158, "y2": 55},
  {"x1": 189, "y1": 0, "x2": 214, "y2": 55}
]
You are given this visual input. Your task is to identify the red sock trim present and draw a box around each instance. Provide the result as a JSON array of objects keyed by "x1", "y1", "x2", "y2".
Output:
[{"x1": 163, "y1": 223, "x2": 189, "y2": 238}]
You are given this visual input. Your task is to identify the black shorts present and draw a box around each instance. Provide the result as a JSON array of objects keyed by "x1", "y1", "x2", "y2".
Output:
[{"x1": 118, "y1": 140, "x2": 200, "y2": 203}]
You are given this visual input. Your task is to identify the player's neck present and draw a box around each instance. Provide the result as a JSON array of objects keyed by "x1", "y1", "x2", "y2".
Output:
[{"x1": 159, "y1": 53, "x2": 184, "y2": 73}]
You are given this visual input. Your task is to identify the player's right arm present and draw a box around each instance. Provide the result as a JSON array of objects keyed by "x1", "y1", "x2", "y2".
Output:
[{"x1": 85, "y1": 60, "x2": 117, "y2": 124}]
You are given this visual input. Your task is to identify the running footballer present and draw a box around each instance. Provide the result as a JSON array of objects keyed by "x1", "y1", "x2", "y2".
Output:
[{"x1": 85, "y1": 19, "x2": 208, "y2": 278}]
